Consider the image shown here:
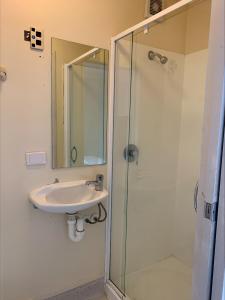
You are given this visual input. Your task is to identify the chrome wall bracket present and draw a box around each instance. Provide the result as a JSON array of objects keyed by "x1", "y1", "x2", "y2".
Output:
[{"x1": 204, "y1": 202, "x2": 218, "y2": 222}]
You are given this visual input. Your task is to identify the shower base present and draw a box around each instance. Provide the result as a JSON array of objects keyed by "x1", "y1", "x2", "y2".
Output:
[
  {"x1": 106, "y1": 256, "x2": 192, "y2": 300},
  {"x1": 125, "y1": 256, "x2": 192, "y2": 300}
]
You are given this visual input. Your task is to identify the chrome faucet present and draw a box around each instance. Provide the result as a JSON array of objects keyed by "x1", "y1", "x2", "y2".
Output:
[{"x1": 86, "y1": 174, "x2": 104, "y2": 191}]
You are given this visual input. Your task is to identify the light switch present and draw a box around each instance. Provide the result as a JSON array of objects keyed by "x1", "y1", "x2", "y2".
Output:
[{"x1": 25, "y1": 152, "x2": 47, "y2": 166}]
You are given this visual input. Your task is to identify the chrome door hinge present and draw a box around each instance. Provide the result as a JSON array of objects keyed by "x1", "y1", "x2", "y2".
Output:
[{"x1": 204, "y1": 202, "x2": 218, "y2": 222}]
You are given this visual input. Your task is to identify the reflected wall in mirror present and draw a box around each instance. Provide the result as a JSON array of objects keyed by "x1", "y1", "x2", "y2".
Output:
[{"x1": 52, "y1": 38, "x2": 108, "y2": 168}]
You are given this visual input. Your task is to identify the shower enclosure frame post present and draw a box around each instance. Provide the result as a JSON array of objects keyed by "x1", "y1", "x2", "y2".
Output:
[
  {"x1": 209, "y1": 0, "x2": 225, "y2": 298},
  {"x1": 105, "y1": 0, "x2": 225, "y2": 299}
]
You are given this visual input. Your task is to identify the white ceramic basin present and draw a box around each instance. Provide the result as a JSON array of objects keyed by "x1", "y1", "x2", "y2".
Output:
[{"x1": 29, "y1": 180, "x2": 108, "y2": 214}]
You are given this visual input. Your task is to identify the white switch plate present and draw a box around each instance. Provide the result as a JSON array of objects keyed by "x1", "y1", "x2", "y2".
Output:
[{"x1": 25, "y1": 152, "x2": 47, "y2": 166}]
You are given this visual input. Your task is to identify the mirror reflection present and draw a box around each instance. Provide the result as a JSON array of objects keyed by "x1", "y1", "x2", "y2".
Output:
[{"x1": 52, "y1": 38, "x2": 108, "y2": 168}]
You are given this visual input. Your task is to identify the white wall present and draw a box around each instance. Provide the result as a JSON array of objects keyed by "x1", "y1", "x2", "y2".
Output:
[{"x1": 0, "y1": 0, "x2": 147, "y2": 299}]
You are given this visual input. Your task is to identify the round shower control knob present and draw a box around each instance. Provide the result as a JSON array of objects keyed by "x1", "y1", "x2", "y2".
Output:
[
  {"x1": 0, "y1": 71, "x2": 7, "y2": 81},
  {"x1": 123, "y1": 144, "x2": 139, "y2": 163}
]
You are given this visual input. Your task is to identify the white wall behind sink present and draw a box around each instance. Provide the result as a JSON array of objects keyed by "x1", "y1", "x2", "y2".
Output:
[{"x1": 0, "y1": 0, "x2": 147, "y2": 299}]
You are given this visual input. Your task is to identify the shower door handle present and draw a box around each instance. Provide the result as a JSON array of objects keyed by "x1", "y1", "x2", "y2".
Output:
[{"x1": 193, "y1": 181, "x2": 199, "y2": 213}]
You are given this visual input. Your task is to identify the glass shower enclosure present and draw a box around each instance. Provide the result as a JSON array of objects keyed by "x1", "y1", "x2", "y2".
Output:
[{"x1": 107, "y1": 0, "x2": 215, "y2": 299}]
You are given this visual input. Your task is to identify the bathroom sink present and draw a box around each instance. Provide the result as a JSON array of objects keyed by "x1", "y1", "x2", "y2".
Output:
[{"x1": 29, "y1": 180, "x2": 108, "y2": 214}]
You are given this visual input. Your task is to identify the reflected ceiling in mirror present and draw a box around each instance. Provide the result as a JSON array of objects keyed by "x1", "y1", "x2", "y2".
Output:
[{"x1": 52, "y1": 38, "x2": 108, "y2": 168}]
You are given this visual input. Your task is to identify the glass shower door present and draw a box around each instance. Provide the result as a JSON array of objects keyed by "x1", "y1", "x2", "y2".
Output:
[
  {"x1": 125, "y1": 28, "x2": 194, "y2": 300},
  {"x1": 109, "y1": 1, "x2": 211, "y2": 299}
]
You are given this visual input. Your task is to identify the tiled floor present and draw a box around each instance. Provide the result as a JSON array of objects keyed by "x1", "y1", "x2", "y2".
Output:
[
  {"x1": 90, "y1": 295, "x2": 108, "y2": 300},
  {"x1": 46, "y1": 278, "x2": 107, "y2": 300}
]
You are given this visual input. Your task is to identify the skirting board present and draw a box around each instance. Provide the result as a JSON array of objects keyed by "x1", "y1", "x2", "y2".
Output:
[
  {"x1": 105, "y1": 282, "x2": 131, "y2": 300},
  {"x1": 105, "y1": 283, "x2": 121, "y2": 300}
]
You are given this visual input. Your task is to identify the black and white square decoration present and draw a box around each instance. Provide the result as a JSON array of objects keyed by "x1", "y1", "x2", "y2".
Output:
[{"x1": 30, "y1": 27, "x2": 44, "y2": 51}]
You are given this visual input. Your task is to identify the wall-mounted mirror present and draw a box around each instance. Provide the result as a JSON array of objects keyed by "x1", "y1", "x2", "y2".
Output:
[{"x1": 51, "y1": 38, "x2": 108, "y2": 168}]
